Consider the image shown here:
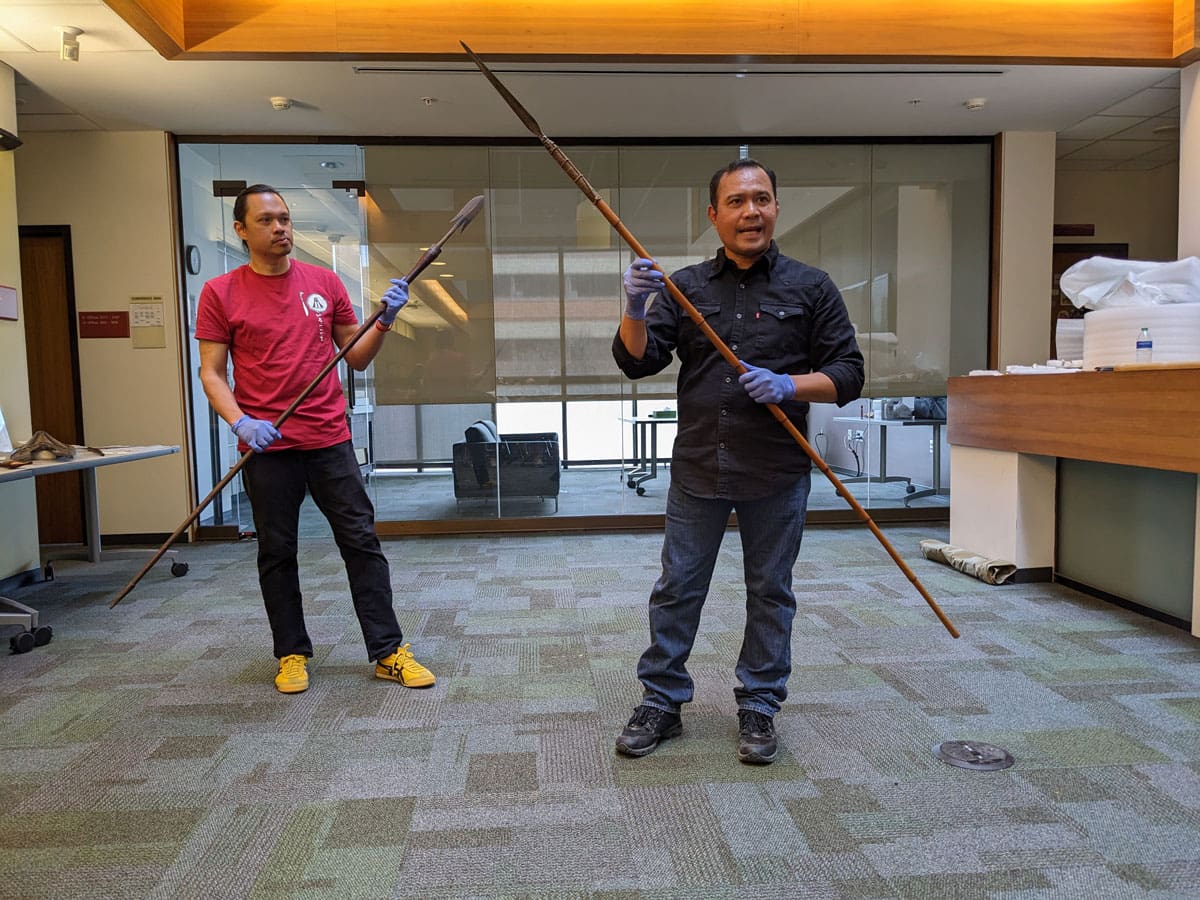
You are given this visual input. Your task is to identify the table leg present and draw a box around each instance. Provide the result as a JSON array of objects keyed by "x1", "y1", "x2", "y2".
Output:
[
  {"x1": 905, "y1": 423, "x2": 947, "y2": 506},
  {"x1": 842, "y1": 424, "x2": 912, "y2": 487},
  {"x1": 82, "y1": 467, "x2": 101, "y2": 563}
]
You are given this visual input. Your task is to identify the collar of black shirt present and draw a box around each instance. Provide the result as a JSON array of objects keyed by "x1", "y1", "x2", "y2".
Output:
[{"x1": 704, "y1": 240, "x2": 779, "y2": 281}]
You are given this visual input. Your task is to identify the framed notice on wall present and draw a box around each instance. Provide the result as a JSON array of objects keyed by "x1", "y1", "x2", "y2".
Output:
[
  {"x1": 0, "y1": 284, "x2": 16, "y2": 321},
  {"x1": 130, "y1": 296, "x2": 166, "y2": 349}
]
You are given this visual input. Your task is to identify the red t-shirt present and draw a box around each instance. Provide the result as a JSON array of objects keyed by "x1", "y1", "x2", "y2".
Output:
[{"x1": 195, "y1": 260, "x2": 358, "y2": 451}]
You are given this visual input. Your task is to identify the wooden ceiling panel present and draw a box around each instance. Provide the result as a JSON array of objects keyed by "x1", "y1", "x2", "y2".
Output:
[{"x1": 111, "y1": 1, "x2": 1194, "y2": 63}]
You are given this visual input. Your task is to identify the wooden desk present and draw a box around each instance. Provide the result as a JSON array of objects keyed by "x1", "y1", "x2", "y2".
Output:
[{"x1": 0, "y1": 444, "x2": 181, "y2": 653}]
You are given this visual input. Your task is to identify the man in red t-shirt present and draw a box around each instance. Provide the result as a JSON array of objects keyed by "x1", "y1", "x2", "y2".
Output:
[{"x1": 196, "y1": 184, "x2": 434, "y2": 695}]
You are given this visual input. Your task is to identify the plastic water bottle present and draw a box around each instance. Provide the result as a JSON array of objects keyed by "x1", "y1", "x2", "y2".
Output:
[{"x1": 1135, "y1": 327, "x2": 1153, "y2": 364}]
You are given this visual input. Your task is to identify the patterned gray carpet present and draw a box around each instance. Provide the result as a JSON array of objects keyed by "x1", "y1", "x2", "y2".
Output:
[{"x1": 2, "y1": 523, "x2": 1198, "y2": 899}]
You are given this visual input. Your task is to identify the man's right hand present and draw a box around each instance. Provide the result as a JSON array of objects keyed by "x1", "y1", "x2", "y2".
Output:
[
  {"x1": 232, "y1": 415, "x2": 281, "y2": 453},
  {"x1": 622, "y1": 258, "x2": 664, "y2": 320}
]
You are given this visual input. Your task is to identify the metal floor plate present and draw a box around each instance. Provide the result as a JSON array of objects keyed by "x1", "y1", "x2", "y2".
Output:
[{"x1": 933, "y1": 740, "x2": 1015, "y2": 771}]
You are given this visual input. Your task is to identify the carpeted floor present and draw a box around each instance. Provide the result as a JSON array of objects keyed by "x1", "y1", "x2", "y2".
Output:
[
  {"x1": 1, "y1": 523, "x2": 1198, "y2": 899},
  {"x1": 367, "y1": 464, "x2": 945, "y2": 523}
]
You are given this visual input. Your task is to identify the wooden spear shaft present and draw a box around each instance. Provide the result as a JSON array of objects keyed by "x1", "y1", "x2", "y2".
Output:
[
  {"x1": 461, "y1": 41, "x2": 958, "y2": 638},
  {"x1": 109, "y1": 195, "x2": 486, "y2": 609}
]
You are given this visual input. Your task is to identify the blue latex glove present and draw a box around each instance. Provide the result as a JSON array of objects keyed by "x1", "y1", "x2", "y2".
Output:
[
  {"x1": 379, "y1": 278, "x2": 409, "y2": 326},
  {"x1": 738, "y1": 362, "x2": 796, "y2": 405},
  {"x1": 622, "y1": 258, "x2": 664, "y2": 320},
  {"x1": 232, "y1": 415, "x2": 281, "y2": 453}
]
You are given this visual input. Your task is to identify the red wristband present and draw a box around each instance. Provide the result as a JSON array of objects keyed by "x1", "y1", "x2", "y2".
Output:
[{"x1": 374, "y1": 319, "x2": 391, "y2": 333}]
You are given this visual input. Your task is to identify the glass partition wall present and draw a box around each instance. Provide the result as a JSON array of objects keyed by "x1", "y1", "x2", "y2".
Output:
[{"x1": 178, "y1": 140, "x2": 990, "y2": 532}]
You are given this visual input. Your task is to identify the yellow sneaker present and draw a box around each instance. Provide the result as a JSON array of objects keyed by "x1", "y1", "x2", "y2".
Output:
[
  {"x1": 375, "y1": 643, "x2": 435, "y2": 687},
  {"x1": 274, "y1": 654, "x2": 309, "y2": 694}
]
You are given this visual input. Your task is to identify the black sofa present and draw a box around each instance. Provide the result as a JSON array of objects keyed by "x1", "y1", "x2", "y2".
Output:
[{"x1": 452, "y1": 421, "x2": 560, "y2": 512}]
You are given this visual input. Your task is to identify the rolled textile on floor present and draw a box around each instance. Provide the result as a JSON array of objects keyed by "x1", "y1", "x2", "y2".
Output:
[{"x1": 919, "y1": 539, "x2": 1016, "y2": 585}]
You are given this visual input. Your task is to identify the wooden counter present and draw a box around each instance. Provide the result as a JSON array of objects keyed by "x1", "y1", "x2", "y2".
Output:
[
  {"x1": 948, "y1": 368, "x2": 1199, "y2": 636},
  {"x1": 948, "y1": 368, "x2": 1200, "y2": 473}
]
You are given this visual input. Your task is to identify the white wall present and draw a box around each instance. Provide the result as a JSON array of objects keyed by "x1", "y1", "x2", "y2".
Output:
[
  {"x1": 996, "y1": 132, "x2": 1056, "y2": 368},
  {"x1": 14, "y1": 132, "x2": 191, "y2": 536},
  {"x1": 1055, "y1": 164, "x2": 1179, "y2": 261},
  {"x1": 0, "y1": 63, "x2": 39, "y2": 582},
  {"x1": 1180, "y1": 62, "x2": 1200, "y2": 258}
]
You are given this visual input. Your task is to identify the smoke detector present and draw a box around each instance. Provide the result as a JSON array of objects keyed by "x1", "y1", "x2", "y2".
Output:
[
  {"x1": 59, "y1": 26, "x2": 83, "y2": 62},
  {"x1": 269, "y1": 96, "x2": 293, "y2": 111}
]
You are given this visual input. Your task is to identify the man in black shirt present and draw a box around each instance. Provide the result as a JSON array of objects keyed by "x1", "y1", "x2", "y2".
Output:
[{"x1": 612, "y1": 158, "x2": 864, "y2": 764}]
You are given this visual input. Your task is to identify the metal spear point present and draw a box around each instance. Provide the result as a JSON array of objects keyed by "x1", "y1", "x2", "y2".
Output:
[
  {"x1": 461, "y1": 40, "x2": 958, "y2": 639},
  {"x1": 109, "y1": 195, "x2": 486, "y2": 608}
]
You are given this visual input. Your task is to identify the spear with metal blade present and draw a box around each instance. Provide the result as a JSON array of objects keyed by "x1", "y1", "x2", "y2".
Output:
[
  {"x1": 110, "y1": 195, "x2": 486, "y2": 608},
  {"x1": 460, "y1": 41, "x2": 958, "y2": 638}
]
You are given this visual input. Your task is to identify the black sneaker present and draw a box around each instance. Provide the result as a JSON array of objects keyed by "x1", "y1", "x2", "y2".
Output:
[
  {"x1": 615, "y1": 705, "x2": 682, "y2": 757},
  {"x1": 737, "y1": 709, "x2": 778, "y2": 765}
]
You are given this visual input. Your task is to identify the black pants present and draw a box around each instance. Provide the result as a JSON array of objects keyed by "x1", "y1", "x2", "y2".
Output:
[{"x1": 242, "y1": 440, "x2": 403, "y2": 661}]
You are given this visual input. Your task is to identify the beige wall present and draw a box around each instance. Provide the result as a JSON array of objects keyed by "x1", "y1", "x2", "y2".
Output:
[
  {"x1": 1055, "y1": 163, "x2": 1180, "y2": 261},
  {"x1": 996, "y1": 132, "x2": 1057, "y2": 368},
  {"x1": 0, "y1": 64, "x2": 39, "y2": 582},
  {"x1": 14, "y1": 131, "x2": 191, "y2": 537},
  {"x1": 1180, "y1": 62, "x2": 1200, "y2": 258}
]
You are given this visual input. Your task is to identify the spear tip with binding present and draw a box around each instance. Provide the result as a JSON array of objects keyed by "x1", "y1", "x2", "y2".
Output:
[
  {"x1": 460, "y1": 40, "x2": 544, "y2": 138},
  {"x1": 452, "y1": 194, "x2": 486, "y2": 233}
]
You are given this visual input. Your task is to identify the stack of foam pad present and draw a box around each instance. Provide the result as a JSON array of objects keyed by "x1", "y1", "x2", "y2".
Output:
[{"x1": 1082, "y1": 304, "x2": 1200, "y2": 369}]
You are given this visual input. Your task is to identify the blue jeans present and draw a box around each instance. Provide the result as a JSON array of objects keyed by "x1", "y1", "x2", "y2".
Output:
[
  {"x1": 242, "y1": 440, "x2": 403, "y2": 662},
  {"x1": 636, "y1": 475, "x2": 810, "y2": 717}
]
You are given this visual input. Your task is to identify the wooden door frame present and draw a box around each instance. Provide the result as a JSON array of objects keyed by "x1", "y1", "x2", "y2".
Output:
[{"x1": 19, "y1": 224, "x2": 85, "y2": 444}]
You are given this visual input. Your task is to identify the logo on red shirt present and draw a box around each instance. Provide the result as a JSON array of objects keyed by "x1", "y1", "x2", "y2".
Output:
[{"x1": 304, "y1": 293, "x2": 329, "y2": 315}]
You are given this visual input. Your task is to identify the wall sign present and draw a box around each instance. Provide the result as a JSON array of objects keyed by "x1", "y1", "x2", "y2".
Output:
[
  {"x1": 130, "y1": 296, "x2": 166, "y2": 349},
  {"x1": 0, "y1": 284, "x2": 16, "y2": 321},
  {"x1": 78, "y1": 310, "x2": 130, "y2": 338}
]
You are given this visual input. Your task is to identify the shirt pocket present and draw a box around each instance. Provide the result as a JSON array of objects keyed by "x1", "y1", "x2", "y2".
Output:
[
  {"x1": 685, "y1": 302, "x2": 722, "y2": 353},
  {"x1": 754, "y1": 301, "x2": 808, "y2": 360}
]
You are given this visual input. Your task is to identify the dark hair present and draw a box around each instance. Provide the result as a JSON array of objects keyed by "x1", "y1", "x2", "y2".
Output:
[
  {"x1": 708, "y1": 158, "x2": 777, "y2": 208},
  {"x1": 233, "y1": 183, "x2": 286, "y2": 224}
]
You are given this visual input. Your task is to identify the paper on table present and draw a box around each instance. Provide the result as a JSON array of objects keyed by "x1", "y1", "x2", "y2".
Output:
[{"x1": 1004, "y1": 364, "x2": 1082, "y2": 374}]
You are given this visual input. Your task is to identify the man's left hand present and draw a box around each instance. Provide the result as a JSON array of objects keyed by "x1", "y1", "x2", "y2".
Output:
[
  {"x1": 379, "y1": 278, "x2": 409, "y2": 326},
  {"x1": 738, "y1": 362, "x2": 796, "y2": 404}
]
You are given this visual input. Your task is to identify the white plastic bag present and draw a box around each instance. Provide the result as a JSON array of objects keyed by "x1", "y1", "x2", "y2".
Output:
[{"x1": 1059, "y1": 256, "x2": 1200, "y2": 309}]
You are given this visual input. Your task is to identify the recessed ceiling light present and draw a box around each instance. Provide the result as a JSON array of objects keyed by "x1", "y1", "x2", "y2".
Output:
[
  {"x1": 319, "y1": 160, "x2": 342, "y2": 169},
  {"x1": 431, "y1": 260, "x2": 446, "y2": 265},
  {"x1": 439, "y1": 273, "x2": 454, "y2": 278}
]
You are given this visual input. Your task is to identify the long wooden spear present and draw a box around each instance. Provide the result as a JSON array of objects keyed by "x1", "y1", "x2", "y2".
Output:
[
  {"x1": 460, "y1": 41, "x2": 958, "y2": 638},
  {"x1": 109, "y1": 195, "x2": 486, "y2": 608}
]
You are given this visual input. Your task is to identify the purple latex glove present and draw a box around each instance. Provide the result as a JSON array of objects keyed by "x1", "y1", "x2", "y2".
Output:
[
  {"x1": 379, "y1": 278, "x2": 409, "y2": 326},
  {"x1": 738, "y1": 361, "x2": 796, "y2": 405},
  {"x1": 622, "y1": 258, "x2": 664, "y2": 320},
  {"x1": 232, "y1": 415, "x2": 281, "y2": 453}
]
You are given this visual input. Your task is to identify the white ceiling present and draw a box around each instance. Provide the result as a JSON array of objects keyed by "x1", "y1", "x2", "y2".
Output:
[{"x1": 0, "y1": 0, "x2": 1183, "y2": 176}]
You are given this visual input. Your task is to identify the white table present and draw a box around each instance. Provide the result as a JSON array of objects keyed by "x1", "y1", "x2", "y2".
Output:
[
  {"x1": 621, "y1": 416, "x2": 677, "y2": 495},
  {"x1": 832, "y1": 417, "x2": 947, "y2": 506},
  {"x1": 0, "y1": 444, "x2": 180, "y2": 652}
]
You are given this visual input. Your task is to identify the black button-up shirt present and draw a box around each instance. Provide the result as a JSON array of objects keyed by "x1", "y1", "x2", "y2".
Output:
[{"x1": 613, "y1": 242, "x2": 864, "y2": 500}]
